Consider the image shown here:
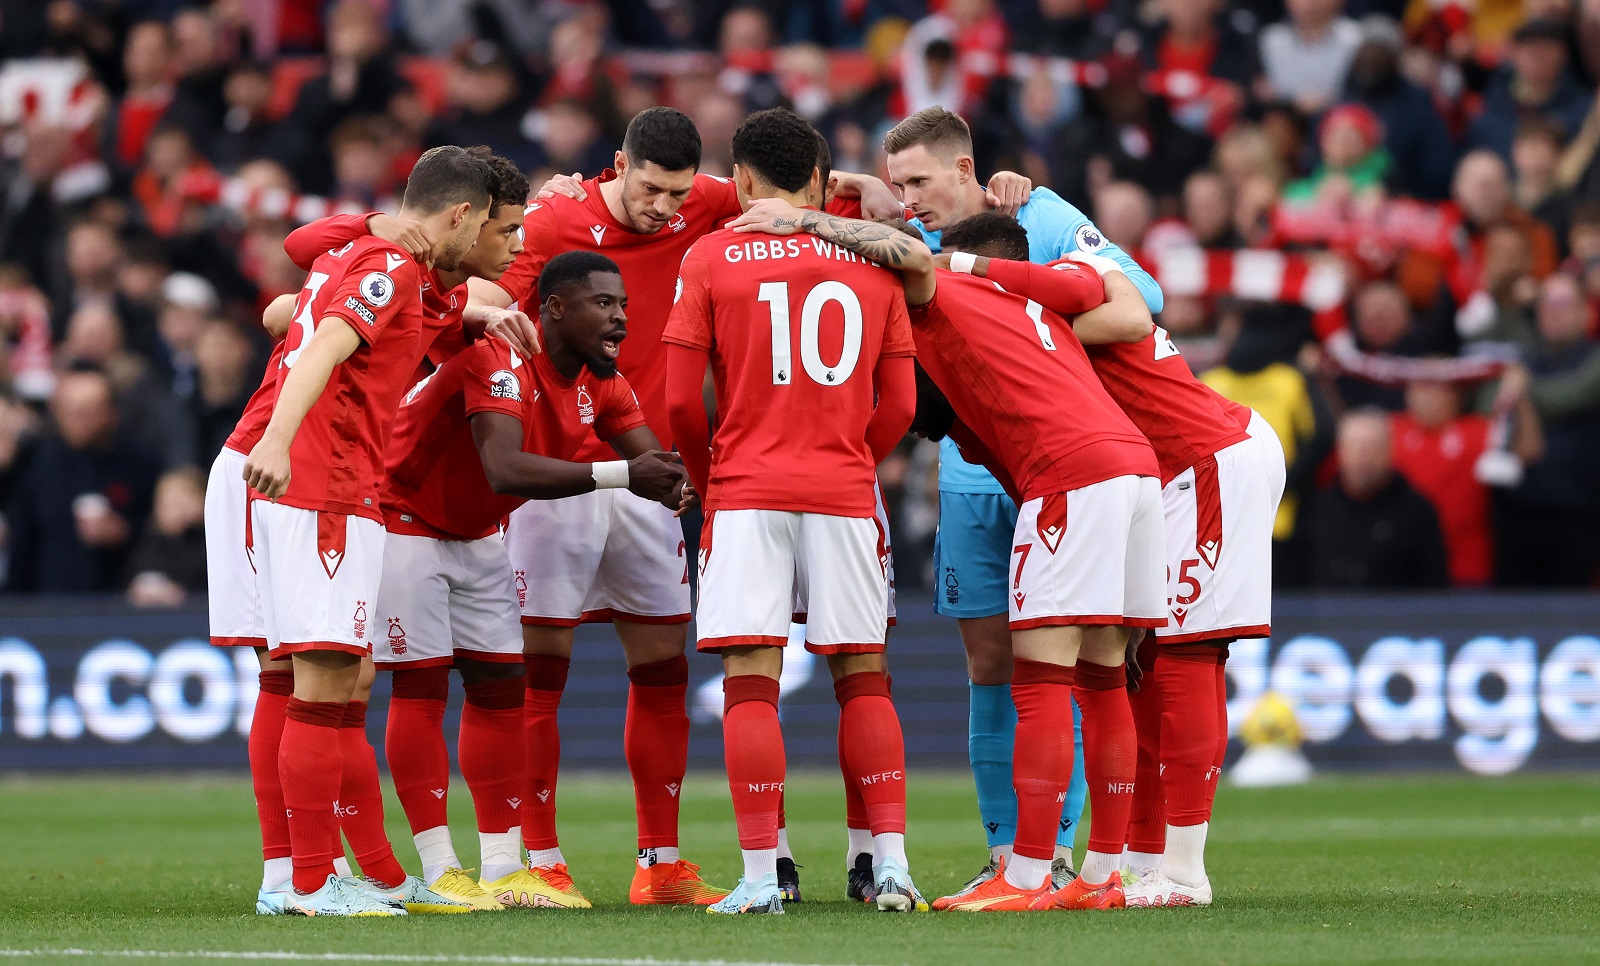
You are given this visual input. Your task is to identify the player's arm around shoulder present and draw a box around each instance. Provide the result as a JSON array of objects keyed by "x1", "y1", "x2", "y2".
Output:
[
  {"x1": 728, "y1": 198, "x2": 938, "y2": 306},
  {"x1": 1032, "y1": 188, "x2": 1166, "y2": 314}
]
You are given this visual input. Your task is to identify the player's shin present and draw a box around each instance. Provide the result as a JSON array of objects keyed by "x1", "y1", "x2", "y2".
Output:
[
  {"x1": 1009, "y1": 659, "x2": 1077, "y2": 891},
  {"x1": 386, "y1": 667, "x2": 454, "y2": 880},
  {"x1": 1159, "y1": 645, "x2": 1226, "y2": 888},
  {"x1": 251, "y1": 667, "x2": 294, "y2": 890},
  {"x1": 1074, "y1": 658, "x2": 1138, "y2": 886},
  {"x1": 279, "y1": 697, "x2": 346, "y2": 894},
  {"x1": 834, "y1": 671, "x2": 908, "y2": 866},
  {"x1": 520, "y1": 653, "x2": 569, "y2": 862},
  {"x1": 337, "y1": 701, "x2": 409, "y2": 888},
  {"x1": 968, "y1": 682, "x2": 1019, "y2": 854},
  {"x1": 460, "y1": 674, "x2": 528, "y2": 882},
  {"x1": 722, "y1": 673, "x2": 785, "y2": 884},
  {"x1": 624, "y1": 653, "x2": 690, "y2": 863},
  {"x1": 1126, "y1": 637, "x2": 1167, "y2": 874}
]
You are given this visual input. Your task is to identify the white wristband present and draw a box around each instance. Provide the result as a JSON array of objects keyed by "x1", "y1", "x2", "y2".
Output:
[
  {"x1": 1067, "y1": 251, "x2": 1123, "y2": 277},
  {"x1": 948, "y1": 251, "x2": 977, "y2": 274},
  {"x1": 592, "y1": 460, "x2": 629, "y2": 489}
]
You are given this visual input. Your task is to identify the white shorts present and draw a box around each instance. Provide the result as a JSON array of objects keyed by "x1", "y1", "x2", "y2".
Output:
[
  {"x1": 506, "y1": 488, "x2": 691, "y2": 627},
  {"x1": 1156, "y1": 410, "x2": 1286, "y2": 644},
  {"x1": 249, "y1": 500, "x2": 386, "y2": 659},
  {"x1": 1010, "y1": 475, "x2": 1167, "y2": 630},
  {"x1": 697, "y1": 509, "x2": 888, "y2": 655},
  {"x1": 794, "y1": 481, "x2": 897, "y2": 626},
  {"x1": 372, "y1": 532, "x2": 523, "y2": 667},
  {"x1": 205, "y1": 447, "x2": 265, "y2": 648}
]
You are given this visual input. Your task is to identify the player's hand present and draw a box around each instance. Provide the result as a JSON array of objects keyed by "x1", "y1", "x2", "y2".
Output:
[
  {"x1": 729, "y1": 198, "x2": 806, "y2": 235},
  {"x1": 985, "y1": 171, "x2": 1033, "y2": 216},
  {"x1": 366, "y1": 214, "x2": 433, "y2": 262},
  {"x1": 482, "y1": 307, "x2": 542, "y2": 357},
  {"x1": 535, "y1": 172, "x2": 587, "y2": 202},
  {"x1": 1124, "y1": 628, "x2": 1147, "y2": 692},
  {"x1": 244, "y1": 441, "x2": 293, "y2": 500},
  {"x1": 855, "y1": 176, "x2": 906, "y2": 221},
  {"x1": 669, "y1": 478, "x2": 699, "y2": 516},
  {"x1": 625, "y1": 450, "x2": 684, "y2": 502}
]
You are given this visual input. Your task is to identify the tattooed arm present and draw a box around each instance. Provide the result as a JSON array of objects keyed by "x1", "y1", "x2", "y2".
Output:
[{"x1": 729, "y1": 198, "x2": 937, "y2": 306}]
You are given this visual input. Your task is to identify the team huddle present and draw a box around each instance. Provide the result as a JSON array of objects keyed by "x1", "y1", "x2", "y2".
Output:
[{"x1": 205, "y1": 103, "x2": 1284, "y2": 918}]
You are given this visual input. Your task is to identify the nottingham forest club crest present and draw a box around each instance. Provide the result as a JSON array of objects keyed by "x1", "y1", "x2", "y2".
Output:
[
  {"x1": 387, "y1": 617, "x2": 407, "y2": 655},
  {"x1": 577, "y1": 386, "x2": 595, "y2": 424}
]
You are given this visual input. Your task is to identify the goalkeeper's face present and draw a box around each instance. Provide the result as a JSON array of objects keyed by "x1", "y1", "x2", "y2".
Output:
[{"x1": 886, "y1": 144, "x2": 969, "y2": 233}]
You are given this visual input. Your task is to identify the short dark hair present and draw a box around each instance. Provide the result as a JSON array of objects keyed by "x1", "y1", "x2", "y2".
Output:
[
  {"x1": 401, "y1": 145, "x2": 495, "y2": 215},
  {"x1": 539, "y1": 250, "x2": 621, "y2": 302},
  {"x1": 940, "y1": 211, "x2": 1029, "y2": 261},
  {"x1": 467, "y1": 145, "x2": 529, "y2": 217},
  {"x1": 622, "y1": 107, "x2": 702, "y2": 173},
  {"x1": 884, "y1": 106, "x2": 973, "y2": 159},
  {"x1": 732, "y1": 108, "x2": 818, "y2": 194},
  {"x1": 814, "y1": 129, "x2": 833, "y2": 192}
]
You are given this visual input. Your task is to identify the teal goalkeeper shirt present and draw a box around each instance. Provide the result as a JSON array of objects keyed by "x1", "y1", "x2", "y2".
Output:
[{"x1": 915, "y1": 186, "x2": 1166, "y2": 494}]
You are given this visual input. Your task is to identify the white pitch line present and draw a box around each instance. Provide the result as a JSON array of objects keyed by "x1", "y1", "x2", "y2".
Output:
[{"x1": 0, "y1": 952, "x2": 863, "y2": 966}]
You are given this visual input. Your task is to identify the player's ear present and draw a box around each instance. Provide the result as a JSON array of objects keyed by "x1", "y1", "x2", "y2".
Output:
[
  {"x1": 808, "y1": 166, "x2": 822, "y2": 200},
  {"x1": 450, "y1": 201, "x2": 472, "y2": 229},
  {"x1": 733, "y1": 163, "x2": 753, "y2": 200},
  {"x1": 956, "y1": 155, "x2": 974, "y2": 184},
  {"x1": 614, "y1": 150, "x2": 628, "y2": 177}
]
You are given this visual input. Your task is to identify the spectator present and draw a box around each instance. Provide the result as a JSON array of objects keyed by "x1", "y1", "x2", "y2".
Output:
[
  {"x1": 1183, "y1": 170, "x2": 1243, "y2": 248},
  {"x1": 1456, "y1": 222, "x2": 1543, "y2": 354},
  {"x1": 1140, "y1": 0, "x2": 1258, "y2": 137},
  {"x1": 1052, "y1": 50, "x2": 1213, "y2": 211},
  {"x1": 154, "y1": 271, "x2": 217, "y2": 400},
  {"x1": 131, "y1": 124, "x2": 217, "y2": 239},
  {"x1": 0, "y1": 266, "x2": 56, "y2": 402},
  {"x1": 287, "y1": 0, "x2": 404, "y2": 194},
  {"x1": 427, "y1": 42, "x2": 539, "y2": 172},
  {"x1": 1468, "y1": 18, "x2": 1592, "y2": 162},
  {"x1": 1493, "y1": 272, "x2": 1600, "y2": 586},
  {"x1": 1512, "y1": 117, "x2": 1575, "y2": 243},
  {"x1": 190, "y1": 319, "x2": 257, "y2": 464},
  {"x1": 1257, "y1": 0, "x2": 1363, "y2": 117},
  {"x1": 536, "y1": 99, "x2": 612, "y2": 180},
  {"x1": 4, "y1": 369, "x2": 160, "y2": 593},
  {"x1": 125, "y1": 465, "x2": 207, "y2": 607},
  {"x1": 1303, "y1": 408, "x2": 1451, "y2": 589},
  {"x1": 1281, "y1": 103, "x2": 1393, "y2": 206},
  {"x1": 1093, "y1": 180, "x2": 1155, "y2": 252},
  {"x1": 327, "y1": 118, "x2": 399, "y2": 212},
  {"x1": 158, "y1": 6, "x2": 230, "y2": 149},
  {"x1": 1342, "y1": 15, "x2": 1456, "y2": 200},
  {"x1": 1441, "y1": 150, "x2": 1560, "y2": 306},
  {"x1": 1564, "y1": 203, "x2": 1600, "y2": 302},
  {"x1": 112, "y1": 20, "x2": 175, "y2": 170},
  {"x1": 1390, "y1": 375, "x2": 1540, "y2": 587},
  {"x1": 1012, "y1": 0, "x2": 1118, "y2": 60},
  {"x1": 209, "y1": 59, "x2": 307, "y2": 175}
]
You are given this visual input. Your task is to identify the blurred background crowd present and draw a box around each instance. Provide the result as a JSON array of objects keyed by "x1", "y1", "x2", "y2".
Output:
[{"x1": 1, "y1": 0, "x2": 1598, "y2": 603}]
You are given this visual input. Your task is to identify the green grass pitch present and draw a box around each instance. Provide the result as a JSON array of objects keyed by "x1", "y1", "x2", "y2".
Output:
[{"x1": 1, "y1": 770, "x2": 1597, "y2": 965}]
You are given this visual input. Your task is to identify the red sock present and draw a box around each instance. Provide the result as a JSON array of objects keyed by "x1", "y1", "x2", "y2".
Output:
[
  {"x1": 337, "y1": 701, "x2": 407, "y2": 887},
  {"x1": 1075, "y1": 659, "x2": 1138, "y2": 858},
  {"x1": 251, "y1": 669, "x2": 294, "y2": 863},
  {"x1": 1209, "y1": 656, "x2": 1229, "y2": 815},
  {"x1": 1155, "y1": 646, "x2": 1224, "y2": 827},
  {"x1": 723, "y1": 675, "x2": 784, "y2": 850},
  {"x1": 625, "y1": 655, "x2": 690, "y2": 850},
  {"x1": 522, "y1": 654, "x2": 568, "y2": 851},
  {"x1": 1011, "y1": 659, "x2": 1075, "y2": 862},
  {"x1": 838, "y1": 722, "x2": 868, "y2": 834},
  {"x1": 385, "y1": 667, "x2": 450, "y2": 835},
  {"x1": 834, "y1": 671, "x2": 906, "y2": 834},
  {"x1": 1126, "y1": 638, "x2": 1166, "y2": 854},
  {"x1": 279, "y1": 698, "x2": 345, "y2": 893},
  {"x1": 461, "y1": 677, "x2": 527, "y2": 834}
]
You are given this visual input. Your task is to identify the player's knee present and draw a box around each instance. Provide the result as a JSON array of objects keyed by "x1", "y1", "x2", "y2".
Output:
[
  {"x1": 456, "y1": 656, "x2": 526, "y2": 685},
  {"x1": 721, "y1": 645, "x2": 783, "y2": 680},
  {"x1": 826, "y1": 651, "x2": 885, "y2": 681},
  {"x1": 1078, "y1": 625, "x2": 1129, "y2": 668},
  {"x1": 960, "y1": 615, "x2": 1014, "y2": 685},
  {"x1": 618, "y1": 620, "x2": 687, "y2": 667},
  {"x1": 523, "y1": 625, "x2": 576, "y2": 658}
]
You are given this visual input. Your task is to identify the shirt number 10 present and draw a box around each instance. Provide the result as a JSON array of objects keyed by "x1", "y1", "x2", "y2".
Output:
[{"x1": 758, "y1": 280, "x2": 864, "y2": 387}]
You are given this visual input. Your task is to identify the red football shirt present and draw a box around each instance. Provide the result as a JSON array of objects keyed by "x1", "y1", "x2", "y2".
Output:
[
  {"x1": 1390, "y1": 412, "x2": 1492, "y2": 586},
  {"x1": 492, "y1": 170, "x2": 742, "y2": 454},
  {"x1": 284, "y1": 212, "x2": 469, "y2": 377},
  {"x1": 383, "y1": 335, "x2": 645, "y2": 540},
  {"x1": 267, "y1": 236, "x2": 427, "y2": 521},
  {"x1": 662, "y1": 225, "x2": 917, "y2": 517},
  {"x1": 988, "y1": 257, "x2": 1252, "y2": 484},
  {"x1": 911, "y1": 271, "x2": 1158, "y2": 502}
]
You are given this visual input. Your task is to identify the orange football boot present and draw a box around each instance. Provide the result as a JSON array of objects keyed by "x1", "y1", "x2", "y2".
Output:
[
  {"x1": 629, "y1": 860, "x2": 731, "y2": 906},
  {"x1": 937, "y1": 858, "x2": 1053, "y2": 912}
]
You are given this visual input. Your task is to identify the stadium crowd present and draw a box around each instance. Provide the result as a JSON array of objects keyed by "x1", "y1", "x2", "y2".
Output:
[{"x1": 1, "y1": 0, "x2": 1599, "y2": 600}]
